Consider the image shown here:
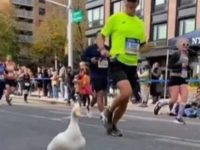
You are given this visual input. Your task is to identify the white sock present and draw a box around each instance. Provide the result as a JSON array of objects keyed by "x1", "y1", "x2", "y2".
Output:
[{"x1": 171, "y1": 103, "x2": 178, "y2": 114}]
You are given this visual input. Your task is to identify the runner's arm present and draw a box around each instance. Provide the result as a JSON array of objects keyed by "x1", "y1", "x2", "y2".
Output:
[{"x1": 139, "y1": 42, "x2": 155, "y2": 53}]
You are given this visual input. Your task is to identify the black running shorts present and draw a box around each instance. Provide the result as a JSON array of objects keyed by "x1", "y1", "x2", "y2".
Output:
[
  {"x1": 168, "y1": 76, "x2": 187, "y2": 87},
  {"x1": 109, "y1": 60, "x2": 138, "y2": 90}
]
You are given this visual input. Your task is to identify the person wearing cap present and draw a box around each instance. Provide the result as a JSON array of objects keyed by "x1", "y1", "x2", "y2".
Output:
[{"x1": 96, "y1": 0, "x2": 152, "y2": 136}]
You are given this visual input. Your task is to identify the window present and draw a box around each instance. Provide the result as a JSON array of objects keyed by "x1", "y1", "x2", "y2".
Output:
[
  {"x1": 87, "y1": 0, "x2": 98, "y2": 2},
  {"x1": 153, "y1": 23, "x2": 167, "y2": 40},
  {"x1": 87, "y1": 36, "x2": 96, "y2": 46},
  {"x1": 178, "y1": 18, "x2": 195, "y2": 35},
  {"x1": 136, "y1": 0, "x2": 144, "y2": 11},
  {"x1": 179, "y1": 0, "x2": 196, "y2": 6},
  {"x1": 155, "y1": 0, "x2": 166, "y2": 5},
  {"x1": 153, "y1": 0, "x2": 168, "y2": 12},
  {"x1": 39, "y1": 0, "x2": 45, "y2": 3},
  {"x1": 87, "y1": 6, "x2": 104, "y2": 28},
  {"x1": 113, "y1": 1, "x2": 124, "y2": 13},
  {"x1": 39, "y1": 8, "x2": 45, "y2": 15}
]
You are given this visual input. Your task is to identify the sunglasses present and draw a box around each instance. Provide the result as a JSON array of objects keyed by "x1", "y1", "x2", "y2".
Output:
[
  {"x1": 127, "y1": 0, "x2": 138, "y2": 3},
  {"x1": 182, "y1": 43, "x2": 189, "y2": 47}
]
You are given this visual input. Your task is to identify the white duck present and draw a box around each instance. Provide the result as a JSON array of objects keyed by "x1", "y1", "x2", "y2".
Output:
[{"x1": 47, "y1": 103, "x2": 86, "y2": 150}]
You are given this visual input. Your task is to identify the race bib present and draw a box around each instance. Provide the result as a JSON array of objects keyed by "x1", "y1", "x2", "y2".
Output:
[
  {"x1": 125, "y1": 38, "x2": 140, "y2": 54},
  {"x1": 181, "y1": 68, "x2": 187, "y2": 78},
  {"x1": 0, "y1": 75, "x2": 4, "y2": 80},
  {"x1": 98, "y1": 58, "x2": 109, "y2": 68},
  {"x1": 25, "y1": 82, "x2": 30, "y2": 86}
]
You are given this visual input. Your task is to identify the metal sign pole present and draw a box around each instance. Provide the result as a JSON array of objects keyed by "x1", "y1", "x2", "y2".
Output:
[
  {"x1": 164, "y1": 49, "x2": 170, "y2": 100},
  {"x1": 67, "y1": 0, "x2": 73, "y2": 69}
]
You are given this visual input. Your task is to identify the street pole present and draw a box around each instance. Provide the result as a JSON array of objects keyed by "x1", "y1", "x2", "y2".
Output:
[
  {"x1": 67, "y1": 0, "x2": 73, "y2": 69},
  {"x1": 164, "y1": 49, "x2": 169, "y2": 100},
  {"x1": 55, "y1": 53, "x2": 58, "y2": 70}
]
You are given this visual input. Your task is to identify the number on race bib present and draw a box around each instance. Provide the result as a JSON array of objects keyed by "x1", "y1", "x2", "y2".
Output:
[
  {"x1": 98, "y1": 59, "x2": 109, "y2": 68},
  {"x1": 125, "y1": 38, "x2": 140, "y2": 54}
]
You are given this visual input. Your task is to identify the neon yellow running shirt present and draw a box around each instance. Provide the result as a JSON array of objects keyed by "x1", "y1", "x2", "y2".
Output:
[{"x1": 101, "y1": 12, "x2": 146, "y2": 66}]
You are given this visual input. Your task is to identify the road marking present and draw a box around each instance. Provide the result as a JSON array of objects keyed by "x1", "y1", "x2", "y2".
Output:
[
  {"x1": 0, "y1": 109, "x2": 67, "y2": 121},
  {"x1": 156, "y1": 138, "x2": 200, "y2": 148},
  {"x1": 124, "y1": 114, "x2": 200, "y2": 126},
  {"x1": 79, "y1": 122, "x2": 200, "y2": 148},
  {"x1": 1, "y1": 109, "x2": 200, "y2": 148},
  {"x1": 49, "y1": 110, "x2": 71, "y2": 115}
]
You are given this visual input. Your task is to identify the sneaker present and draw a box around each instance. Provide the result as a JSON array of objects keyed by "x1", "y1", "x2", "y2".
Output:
[
  {"x1": 24, "y1": 94, "x2": 28, "y2": 103},
  {"x1": 168, "y1": 112, "x2": 176, "y2": 116},
  {"x1": 139, "y1": 103, "x2": 148, "y2": 108},
  {"x1": 100, "y1": 113, "x2": 106, "y2": 124},
  {"x1": 86, "y1": 109, "x2": 92, "y2": 118},
  {"x1": 154, "y1": 102, "x2": 161, "y2": 115},
  {"x1": 103, "y1": 108, "x2": 113, "y2": 134},
  {"x1": 6, "y1": 96, "x2": 12, "y2": 106},
  {"x1": 67, "y1": 100, "x2": 71, "y2": 106},
  {"x1": 111, "y1": 125, "x2": 123, "y2": 137},
  {"x1": 173, "y1": 117, "x2": 186, "y2": 125}
]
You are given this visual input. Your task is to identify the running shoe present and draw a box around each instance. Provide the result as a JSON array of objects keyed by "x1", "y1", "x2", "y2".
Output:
[
  {"x1": 100, "y1": 113, "x2": 106, "y2": 124},
  {"x1": 86, "y1": 109, "x2": 92, "y2": 118},
  {"x1": 154, "y1": 102, "x2": 161, "y2": 115},
  {"x1": 168, "y1": 112, "x2": 176, "y2": 116},
  {"x1": 173, "y1": 117, "x2": 186, "y2": 125},
  {"x1": 139, "y1": 103, "x2": 148, "y2": 108},
  {"x1": 110, "y1": 125, "x2": 123, "y2": 137},
  {"x1": 103, "y1": 108, "x2": 113, "y2": 134},
  {"x1": 6, "y1": 97, "x2": 12, "y2": 106}
]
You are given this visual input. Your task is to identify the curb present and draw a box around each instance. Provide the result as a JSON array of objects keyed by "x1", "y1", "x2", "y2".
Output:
[
  {"x1": 13, "y1": 95, "x2": 167, "y2": 113},
  {"x1": 13, "y1": 95, "x2": 67, "y2": 105}
]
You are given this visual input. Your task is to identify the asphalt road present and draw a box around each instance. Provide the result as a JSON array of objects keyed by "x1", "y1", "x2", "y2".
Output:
[{"x1": 0, "y1": 98, "x2": 200, "y2": 150}]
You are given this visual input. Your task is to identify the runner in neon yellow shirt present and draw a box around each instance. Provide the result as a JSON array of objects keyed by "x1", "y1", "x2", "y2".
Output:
[
  {"x1": 97, "y1": 0, "x2": 150, "y2": 137},
  {"x1": 101, "y1": 11, "x2": 146, "y2": 66}
]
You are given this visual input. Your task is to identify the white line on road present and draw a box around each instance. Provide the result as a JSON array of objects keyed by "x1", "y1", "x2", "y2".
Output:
[
  {"x1": 79, "y1": 122, "x2": 200, "y2": 148},
  {"x1": 124, "y1": 114, "x2": 200, "y2": 126},
  {"x1": 0, "y1": 110, "x2": 66, "y2": 121},
  {"x1": 49, "y1": 110, "x2": 71, "y2": 115},
  {"x1": 1, "y1": 109, "x2": 200, "y2": 148},
  {"x1": 156, "y1": 138, "x2": 200, "y2": 148}
]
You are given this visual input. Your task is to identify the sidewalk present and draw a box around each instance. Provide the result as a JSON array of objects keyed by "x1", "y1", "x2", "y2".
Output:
[{"x1": 12, "y1": 94, "x2": 169, "y2": 114}]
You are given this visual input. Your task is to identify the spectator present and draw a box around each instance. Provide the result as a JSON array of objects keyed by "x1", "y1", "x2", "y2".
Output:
[{"x1": 150, "y1": 62, "x2": 162, "y2": 104}]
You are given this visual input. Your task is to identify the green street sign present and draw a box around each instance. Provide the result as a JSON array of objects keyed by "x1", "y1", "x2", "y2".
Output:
[{"x1": 72, "y1": 10, "x2": 84, "y2": 23}]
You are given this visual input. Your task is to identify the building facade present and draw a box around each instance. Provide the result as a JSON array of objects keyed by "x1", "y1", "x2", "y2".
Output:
[
  {"x1": 0, "y1": 0, "x2": 67, "y2": 43},
  {"x1": 86, "y1": 0, "x2": 200, "y2": 68}
]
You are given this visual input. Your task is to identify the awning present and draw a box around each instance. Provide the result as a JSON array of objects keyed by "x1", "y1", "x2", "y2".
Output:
[{"x1": 168, "y1": 29, "x2": 200, "y2": 50}]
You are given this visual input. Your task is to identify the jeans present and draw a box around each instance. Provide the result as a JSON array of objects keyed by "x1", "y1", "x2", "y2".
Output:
[
  {"x1": 52, "y1": 85, "x2": 59, "y2": 98},
  {"x1": 140, "y1": 84, "x2": 149, "y2": 103},
  {"x1": 60, "y1": 82, "x2": 65, "y2": 98},
  {"x1": 64, "y1": 85, "x2": 69, "y2": 100}
]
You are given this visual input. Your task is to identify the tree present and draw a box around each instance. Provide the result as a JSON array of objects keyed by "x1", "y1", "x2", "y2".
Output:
[
  {"x1": 32, "y1": 10, "x2": 66, "y2": 63},
  {"x1": 0, "y1": 12, "x2": 19, "y2": 58},
  {"x1": 71, "y1": 0, "x2": 87, "y2": 68}
]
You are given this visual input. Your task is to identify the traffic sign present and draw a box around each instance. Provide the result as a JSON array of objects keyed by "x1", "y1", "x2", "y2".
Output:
[{"x1": 72, "y1": 10, "x2": 84, "y2": 23}]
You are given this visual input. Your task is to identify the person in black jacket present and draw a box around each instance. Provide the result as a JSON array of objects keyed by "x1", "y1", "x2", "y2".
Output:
[
  {"x1": 154, "y1": 38, "x2": 190, "y2": 124},
  {"x1": 81, "y1": 31, "x2": 109, "y2": 122}
]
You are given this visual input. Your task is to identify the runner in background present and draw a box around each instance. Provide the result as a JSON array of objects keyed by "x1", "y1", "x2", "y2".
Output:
[
  {"x1": 81, "y1": 31, "x2": 109, "y2": 121},
  {"x1": 4, "y1": 55, "x2": 17, "y2": 106},
  {"x1": 154, "y1": 38, "x2": 190, "y2": 124}
]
